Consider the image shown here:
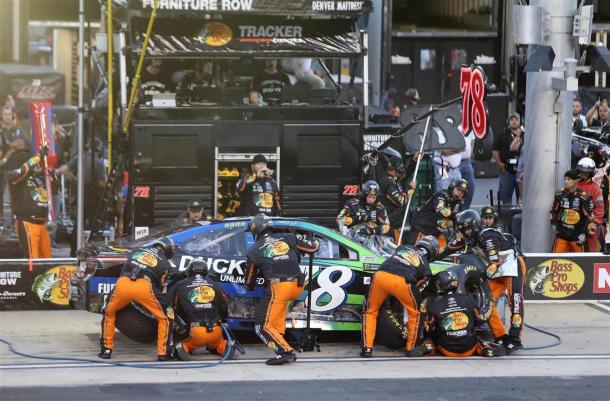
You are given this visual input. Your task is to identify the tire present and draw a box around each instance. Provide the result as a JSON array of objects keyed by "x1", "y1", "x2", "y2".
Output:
[
  {"x1": 0, "y1": 238, "x2": 23, "y2": 258},
  {"x1": 375, "y1": 298, "x2": 407, "y2": 349},
  {"x1": 115, "y1": 303, "x2": 157, "y2": 344}
]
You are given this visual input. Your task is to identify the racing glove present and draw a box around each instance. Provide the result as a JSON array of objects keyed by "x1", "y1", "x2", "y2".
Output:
[
  {"x1": 577, "y1": 233, "x2": 587, "y2": 246},
  {"x1": 486, "y1": 263, "x2": 498, "y2": 279},
  {"x1": 358, "y1": 226, "x2": 374, "y2": 236}
]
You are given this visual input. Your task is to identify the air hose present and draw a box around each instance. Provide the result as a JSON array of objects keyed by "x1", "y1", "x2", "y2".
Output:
[
  {"x1": 0, "y1": 324, "x2": 236, "y2": 369},
  {"x1": 521, "y1": 322, "x2": 562, "y2": 350}
]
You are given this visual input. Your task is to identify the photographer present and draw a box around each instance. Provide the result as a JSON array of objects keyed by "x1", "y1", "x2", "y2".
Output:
[{"x1": 236, "y1": 154, "x2": 281, "y2": 216}]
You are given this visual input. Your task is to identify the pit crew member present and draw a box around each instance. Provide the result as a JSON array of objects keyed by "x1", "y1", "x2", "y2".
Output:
[
  {"x1": 237, "y1": 154, "x2": 281, "y2": 217},
  {"x1": 245, "y1": 213, "x2": 319, "y2": 365},
  {"x1": 360, "y1": 236, "x2": 439, "y2": 358},
  {"x1": 99, "y1": 237, "x2": 176, "y2": 360}
]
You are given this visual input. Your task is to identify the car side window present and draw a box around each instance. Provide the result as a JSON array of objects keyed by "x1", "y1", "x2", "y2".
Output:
[
  {"x1": 180, "y1": 227, "x2": 251, "y2": 257},
  {"x1": 295, "y1": 230, "x2": 357, "y2": 260}
]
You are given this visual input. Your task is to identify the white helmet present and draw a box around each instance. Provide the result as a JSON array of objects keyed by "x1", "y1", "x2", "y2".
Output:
[{"x1": 576, "y1": 157, "x2": 595, "y2": 173}]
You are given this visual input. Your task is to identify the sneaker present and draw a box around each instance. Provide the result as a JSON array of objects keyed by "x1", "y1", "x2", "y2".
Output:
[
  {"x1": 174, "y1": 343, "x2": 192, "y2": 361},
  {"x1": 98, "y1": 348, "x2": 112, "y2": 359},
  {"x1": 504, "y1": 337, "x2": 523, "y2": 355},
  {"x1": 265, "y1": 351, "x2": 297, "y2": 366},
  {"x1": 360, "y1": 347, "x2": 373, "y2": 358},
  {"x1": 157, "y1": 355, "x2": 173, "y2": 361},
  {"x1": 483, "y1": 344, "x2": 506, "y2": 358},
  {"x1": 494, "y1": 334, "x2": 510, "y2": 346},
  {"x1": 406, "y1": 343, "x2": 434, "y2": 358}
]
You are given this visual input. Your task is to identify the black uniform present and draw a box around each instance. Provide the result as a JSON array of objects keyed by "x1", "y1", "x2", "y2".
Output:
[
  {"x1": 178, "y1": 72, "x2": 221, "y2": 102},
  {"x1": 251, "y1": 71, "x2": 291, "y2": 104},
  {"x1": 245, "y1": 232, "x2": 318, "y2": 355},
  {"x1": 422, "y1": 292, "x2": 486, "y2": 356},
  {"x1": 550, "y1": 187, "x2": 593, "y2": 251},
  {"x1": 139, "y1": 69, "x2": 172, "y2": 104},
  {"x1": 236, "y1": 175, "x2": 281, "y2": 216},
  {"x1": 378, "y1": 174, "x2": 407, "y2": 241},
  {"x1": 409, "y1": 190, "x2": 464, "y2": 244},
  {"x1": 337, "y1": 198, "x2": 390, "y2": 237}
]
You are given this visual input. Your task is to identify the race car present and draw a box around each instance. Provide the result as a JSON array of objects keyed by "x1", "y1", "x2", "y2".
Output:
[{"x1": 71, "y1": 217, "x2": 470, "y2": 346}]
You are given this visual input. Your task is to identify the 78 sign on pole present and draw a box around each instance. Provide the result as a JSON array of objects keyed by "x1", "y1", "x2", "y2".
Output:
[{"x1": 460, "y1": 65, "x2": 488, "y2": 139}]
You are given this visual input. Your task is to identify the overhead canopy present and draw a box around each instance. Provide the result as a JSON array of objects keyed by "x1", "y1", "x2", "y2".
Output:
[
  {"x1": 115, "y1": 0, "x2": 370, "y2": 17},
  {"x1": 131, "y1": 17, "x2": 361, "y2": 57}
]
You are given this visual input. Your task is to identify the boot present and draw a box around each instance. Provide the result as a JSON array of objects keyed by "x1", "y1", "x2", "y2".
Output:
[
  {"x1": 265, "y1": 351, "x2": 297, "y2": 366},
  {"x1": 360, "y1": 347, "x2": 373, "y2": 358},
  {"x1": 406, "y1": 342, "x2": 434, "y2": 358},
  {"x1": 482, "y1": 344, "x2": 506, "y2": 358},
  {"x1": 503, "y1": 336, "x2": 523, "y2": 355},
  {"x1": 98, "y1": 347, "x2": 112, "y2": 360},
  {"x1": 157, "y1": 355, "x2": 173, "y2": 361},
  {"x1": 174, "y1": 343, "x2": 192, "y2": 361}
]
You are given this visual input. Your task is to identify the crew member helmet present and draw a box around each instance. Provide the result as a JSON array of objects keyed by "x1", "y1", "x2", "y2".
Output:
[
  {"x1": 152, "y1": 236, "x2": 176, "y2": 259},
  {"x1": 361, "y1": 180, "x2": 380, "y2": 197},
  {"x1": 248, "y1": 213, "x2": 273, "y2": 239},
  {"x1": 187, "y1": 260, "x2": 209, "y2": 277},
  {"x1": 436, "y1": 270, "x2": 459, "y2": 293},
  {"x1": 456, "y1": 209, "x2": 482, "y2": 238},
  {"x1": 448, "y1": 179, "x2": 469, "y2": 195},
  {"x1": 481, "y1": 205, "x2": 497, "y2": 218},
  {"x1": 414, "y1": 235, "x2": 440, "y2": 261},
  {"x1": 576, "y1": 157, "x2": 595, "y2": 174}
]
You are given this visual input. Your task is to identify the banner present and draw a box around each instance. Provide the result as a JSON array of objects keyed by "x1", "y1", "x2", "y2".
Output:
[
  {"x1": 523, "y1": 254, "x2": 610, "y2": 301},
  {"x1": 0, "y1": 259, "x2": 77, "y2": 311},
  {"x1": 133, "y1": 17, "x2": 360, "y2": 57},
  {"x1": 123, "y1": 0, "x2": 369, "y2": 16},
  {"x1": 0, "y1": 64, "x2": 65, "y2": 116}
]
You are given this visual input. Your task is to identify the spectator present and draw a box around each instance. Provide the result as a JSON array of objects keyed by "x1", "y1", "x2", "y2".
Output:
[
  {"x1": 576, "y1": 157, "x2": 605, "y2": 252},
  {"x1": 492, "y1": 113, "x2": 524, "y2": 204},
  {"x1": 404, "y1": 88, "x2": 421, "y2": 107},
  {"x1": 178, "y1": 60, "x2": 222, "y2": 103},
  {"x1": 174, "y1": 199, "x2": 208, "y2": 226},
  {"x1": 433, "y1": 149, "x2": 462, "y2": 191},
  {"x1": 250, "y1": 59, "x2": 291, "y2": 105},
  {"x1": 459, "y1": 132, "x2": 476, "y2": 209},
  {"x1": 572, "y1": 99, "x2": 588, "y2": 128},
  {"x1": 281, "y1": 58, "x2": 325, "y2": 89},
  {"x1": 0, "y1": 105, "x2": 27, "y2": 223},
  {"x1": 236, "y1": 154, "x2": 281, "y2": 216},
  {"x1": 585, "y1": 98, "x2": 609, "y2": 127},
  {"x1": 139, "y1": 59, "x2": 172, "y2": 104}
]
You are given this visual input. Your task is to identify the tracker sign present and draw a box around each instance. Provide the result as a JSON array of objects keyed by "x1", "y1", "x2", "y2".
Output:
[{"x1": 593, "y1": 264, "x2": 610, "y2": 294}]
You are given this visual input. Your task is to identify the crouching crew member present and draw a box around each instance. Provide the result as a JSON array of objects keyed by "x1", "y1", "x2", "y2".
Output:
[
  {"x1": 455, "y1": 210, "x2": 525, "y2": 354},
  {"x1": 245, "y1": 213, "x2": 319, "y2": 365},
  {"x1": 172, "y1": 260, "x2": 233, "y2": 361},
  {"x1": 378, "y1": 156, "x2": 412, "y2": 244},
  {"x1": 100, "y1": 237, "x2": 176, "y2": 360},
  {"x1": 337, "y1": 180, "x2": 390, "y2": 239},
  {"x1": 408, "y1": 179, "x2": 468, "y2": 248},
  {"x1": 360, "y1": 236, "x2": 439, "y2": 358},
  {"x1": 410, "y1": 270, "x2": 505, "y2": 358},
  {"x1": 550, "y1": 170, "x2": 593, "y2": 253},
  {"x1": 7, "y1": 145, "x2": 53, "y2": 258},
  {"x1": 237, "y1": 154, "x2": 281, "y2": 217}
]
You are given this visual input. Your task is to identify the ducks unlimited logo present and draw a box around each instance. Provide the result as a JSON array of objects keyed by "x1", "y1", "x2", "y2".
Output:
[{"x1": 526, "y1": 259, "x2": 585, "y2": 299}]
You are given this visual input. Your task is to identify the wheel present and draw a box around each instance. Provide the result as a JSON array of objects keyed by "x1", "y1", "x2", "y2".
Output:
[
  {"x1": 115, "y1": 303, "x2": 157, "y2": 343},
  {"x1": 496, "y1": 294, "x2": 511, "y2": 328},
  {"x1": 0, "y1": 238, "x2": 22, "y2": 258},
  {"x1": 375, "y1": 297, "x2": 407, "y2": 349}
]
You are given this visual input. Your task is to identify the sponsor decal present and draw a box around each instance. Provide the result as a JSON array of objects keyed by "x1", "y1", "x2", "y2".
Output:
[
  {"x1": 264, "y1": 240, "x2": 290, "y2": 257},
  {"x1": 134, "y1": 251, "x2": 158, "y2": 268},
  {"x1": 188, "y1": 285, "x2": 216, "y2": 304},
  {"x1": 441, "y1": 311, "x2": 469, "y2": 331},
  {"x1": 143, "y1": 0, "x2": 254, "y2": 11},
  {"x1": 16, "y1": 79, "x2": 57, "y2": 101},
  {"x1": 0, "y1": 271, "x2": 22, "y2": 286},
  {"x1": 0, "y1": 291, "x2": 27, "y2": 300},
  {"x1": 89, "y1": 278, "x2": 117, "y2": 295},
  {"x1": 474, "y1": 54, "x2": 497, "y2": 65},
  {"x1": 511, "y1": 313, "x2": 522, "y2": 328},
  {"x1": 238, "y1": 25, "x2": 303, "y2": 42},
  {"x1": 134, "y1": 226, "x2": 149, "y2": 240},
  {"x1": 199, "y1": 21, "x2": 233, "y2": 46},
  {"x1": 254, "y1": 192, "x2": 274, "y2": 209},
  {"x1": 391, "y1": 55, "x2": 412, "y2": 65},
  {"x1": 561, "y1": 209, "x2": 580, "y2": 225},
  {"x1": 526, "y1": 259, "x2": 585, "y2": 298},
  {"x1": 311, "y1": 1, "x2": 364, "y2": 11},
  {"x1": 32, "y1": 265, "x2": 76, "y2": 305},
  {"x1": 397, "y1": 249, "x2": 420, "y2": 267},
  {"x1": 593, "y1": 263, "x2": 610, "y2": 294}
]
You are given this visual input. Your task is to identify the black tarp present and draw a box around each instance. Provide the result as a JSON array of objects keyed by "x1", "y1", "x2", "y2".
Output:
[
  {"x1": 131, "y1": 17, "x2": 360, "y2": 57},
  {"x1": 116, "y1": 0, "x2": 370, "y2": 17}
]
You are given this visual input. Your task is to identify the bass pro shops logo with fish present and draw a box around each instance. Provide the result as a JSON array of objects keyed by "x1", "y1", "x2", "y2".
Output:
[
  {"x1": 32, "y1": 265, "x2": 76, "y2": 305},
  {"x1": 526, "y1": 259, "x2": 585, "y2": 299}
]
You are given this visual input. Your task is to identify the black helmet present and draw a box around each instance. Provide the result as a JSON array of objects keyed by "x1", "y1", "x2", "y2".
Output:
[
  {"x1": 437, "y1": 270, "x2": 459, "y2": 293},
  {"x1": 456, "y1": 209, "x2": 481, "y2": 238},
  {"x1": 481, "y1": 205, "x2": 497, "y2": 218},
  {"x1": 247, "y1": 213, "x2": 273, "y2": 239},
  {"x1": 415, "y1": 235, "x2": 440, "y2": 261},
  {"x1": 361, "y1": 180, "x2": 380, "y2": 197},
  {"x1": 386, "y1": 156, "x2": 404, "y2": 174},
  {"x1": 152, "y1": 236, "x2": 176, "y2": 258},
  {"x1": 448, "y1": 179, "x2": 469, "y2": 195},
  {"x1": 187, "y1": 260, "x2": 209, "y2": 276}
]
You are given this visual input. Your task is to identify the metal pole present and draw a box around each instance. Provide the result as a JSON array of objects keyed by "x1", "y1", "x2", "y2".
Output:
[
  {"x1": 77, "y1": 0, "x2": 85, "y2": 249},
  {"x1": 362, "y1": 30, "x2": 369, "y2": 130},
  {"x1": 397, "y1": 105, "x2": 434, "y2": 245},
  {"x1": 521, "y1": 0, "x2": 577, "y2": 252},
  {"x1": 107, "y1": 0, "x2": 114, "y2": 174}
]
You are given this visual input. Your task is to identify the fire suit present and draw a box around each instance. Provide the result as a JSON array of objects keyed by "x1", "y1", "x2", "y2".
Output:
[
  {"x1": 7, "y1": 151, "x2": 52, "y2": 258},
  {"x1": 337, "y1": 198, "x2": 390, "y2": 238},
  {"x1": 101, "y1": 247, "x2": 173, "y2": 357},
  {"x1": 362, "y1": 246, "x2": 431, "y2": 352},
  {"x1": 550, "y1": 187, "x2": 593, "y2": 253},
  {"x1": 409, "y1": 190, "x2": 464, "y2": 248},
  {"x1": 440, "y1": 228, "x2": 525, "y2": 340},
  {"x1": 237, "y1": 175, "x2": 281, "y2": 216},
  {"x1": 577, "y1": 179, "x2": 605, "y2": 252},
  {"x1": 170, "y1": 275, "x2": 229, "y2": 356},
  {"x1": 421, "y1": 292, "x2": 493, "y2": 357},
  {"x1": 246, "y1": 232, "x2": 319, "y2": 355},
  {"x1": 378, "y1": 173, "x2": 407, "y2": 244}
]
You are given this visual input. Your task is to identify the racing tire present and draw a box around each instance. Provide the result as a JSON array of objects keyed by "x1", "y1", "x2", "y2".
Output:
[
  {"x1": 0, "y1": 238, "x2": 22, "y2": 258},
  {"x1": 375, "y1": 298, "x2": 407, "y2": 350},
  {"x1": 116, "y1": 303, "x2": 157, "y2": 344}
]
